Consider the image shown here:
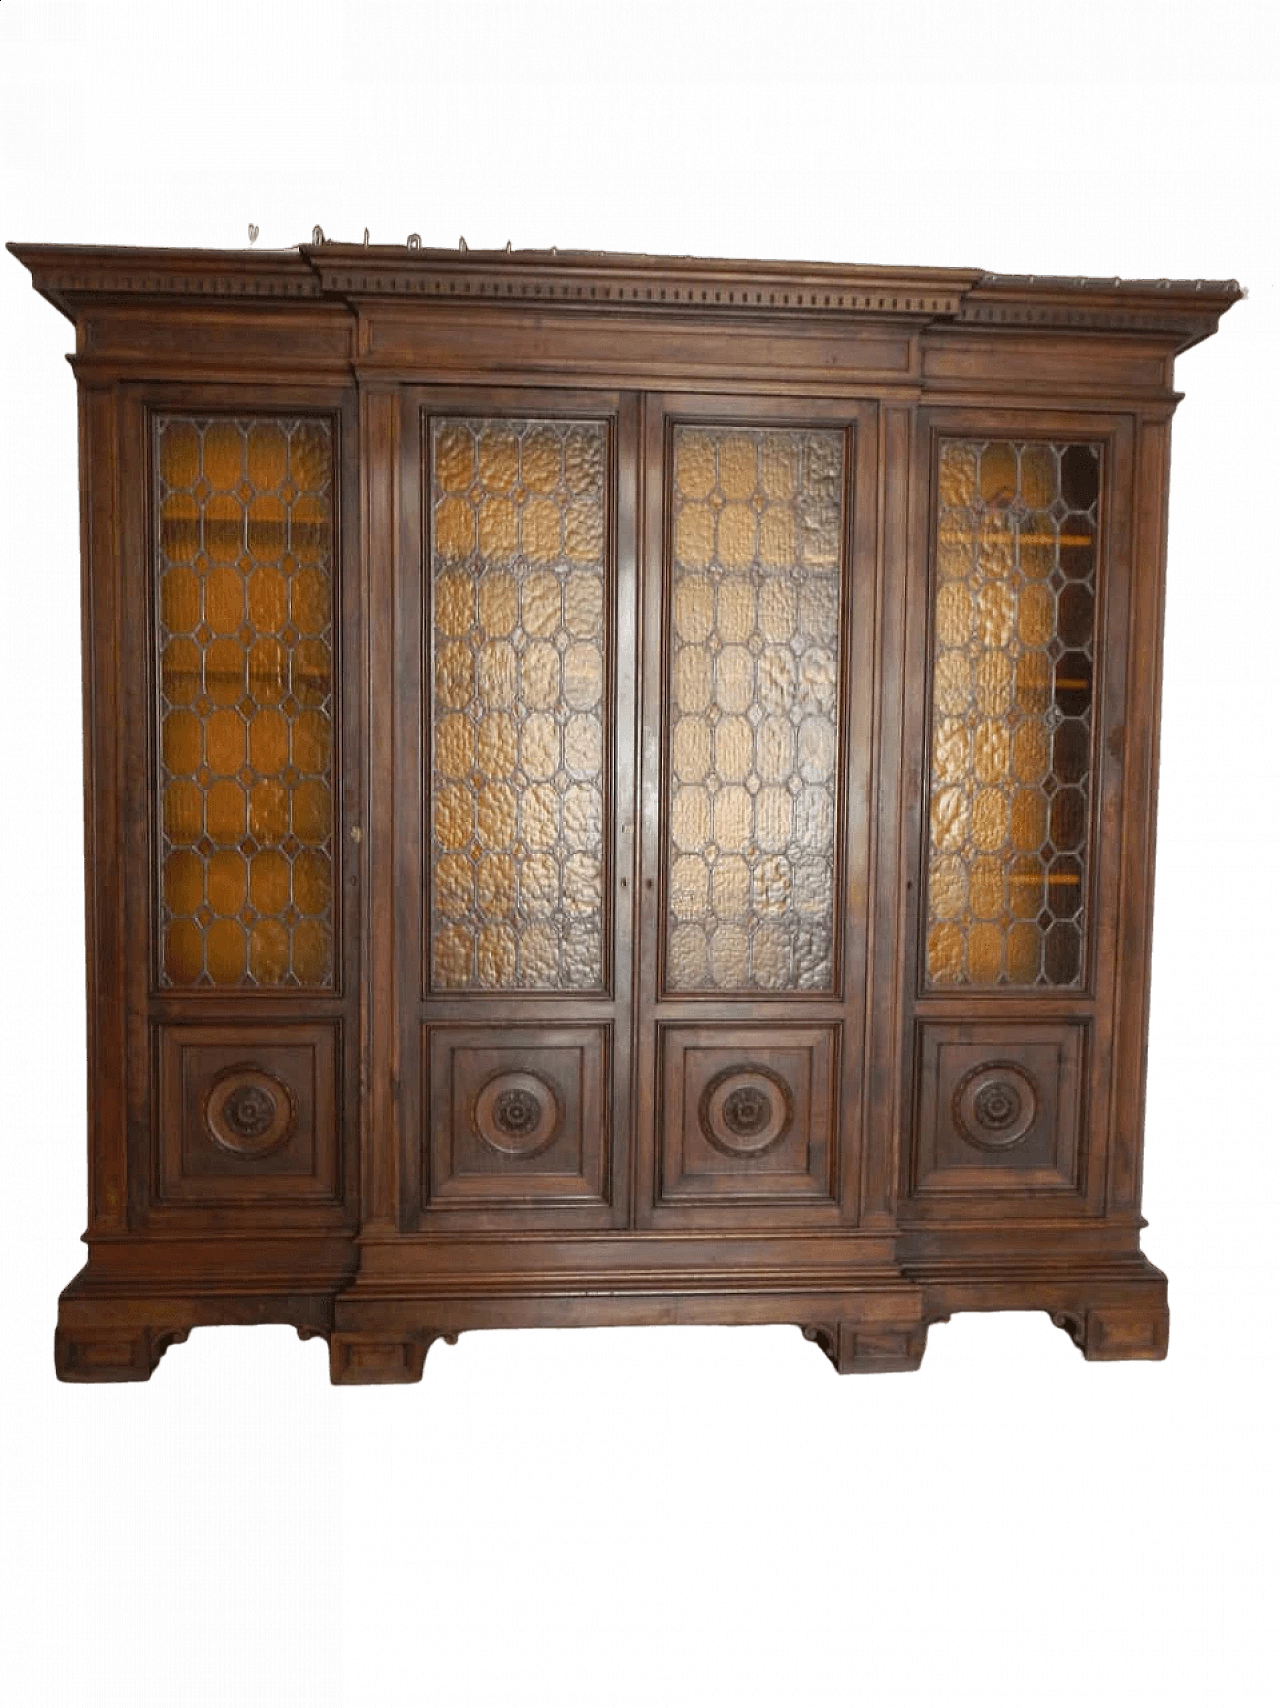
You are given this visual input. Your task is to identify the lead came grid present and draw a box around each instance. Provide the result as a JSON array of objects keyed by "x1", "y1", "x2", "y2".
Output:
[
  {"x1": 665, "y1": 425, "x2": 846, "y2": 993},
  {"x1": 926, "y1": 438, "x2": 1101, "y2": 988},
  {"x1": 154, "y1": 416, "x2": 336, "y2": 988},
  {"x1": 428, "y1": 417, "x2": 608, "y2": 991}
]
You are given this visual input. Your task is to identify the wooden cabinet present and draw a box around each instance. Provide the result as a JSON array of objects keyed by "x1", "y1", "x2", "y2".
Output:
[{"x1": 10, "y1": 240, "x2": 1238, "y2": 1381}]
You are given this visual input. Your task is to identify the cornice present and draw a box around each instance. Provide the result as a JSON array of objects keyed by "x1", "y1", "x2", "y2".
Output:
[
  {"x1": 958, "y1": 271, "x2": 1243, "y2": 351},
  {"x1": 6, "y1": 243, "x2": 322, "y2": 320},
  {"x1": 301, "y1": 243, "x2": 978, "y2": 319},
  {"x1": 7, "y1": 240, "x2": 1244, "y2": 351}
]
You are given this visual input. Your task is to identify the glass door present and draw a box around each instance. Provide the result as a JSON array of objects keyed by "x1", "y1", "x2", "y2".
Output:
[
  {"x1": 400, "y1": 389, "x2": 639, "y2": 1229},
  {"x1": 634, "y1": 396, "x2": 878, "y2": 1228},
  {"x1": 902, "y1": 409, "x2": 1134, "y2": 1217},
  {"x1": 141, "y1": 396, "x2": 360, "y2": 1223}
]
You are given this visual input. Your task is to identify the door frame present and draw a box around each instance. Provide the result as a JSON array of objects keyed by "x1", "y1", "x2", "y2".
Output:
[
  {"x1": 389, "y1": 384, "x2": 641, "y2": 1233},
  {"x1": 633, "y1": 393, "x2": 882, "y2": 1230}
]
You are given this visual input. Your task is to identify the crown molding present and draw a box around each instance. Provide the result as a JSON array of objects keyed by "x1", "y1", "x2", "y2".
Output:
[
  {"x1": 6, "y1": 243, "x2": 322, "y2": 320},
  {"x1": 8, "y1": 241, "x2": 1244, "y2": 352},
  {"x1": 300, "y1": 243, "x2": 979, "y2": 320},
  {"x1": 958, "y1": 271, "x2": 1243, "y2": 352}
]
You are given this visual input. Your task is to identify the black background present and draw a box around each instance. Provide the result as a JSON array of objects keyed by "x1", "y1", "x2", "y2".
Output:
[{"x1": 9, "y1": 216, "x2": 1264, "y2": 1509}]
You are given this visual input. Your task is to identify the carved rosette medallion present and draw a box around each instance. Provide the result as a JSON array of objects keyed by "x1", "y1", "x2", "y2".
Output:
[
  {"x1": 473, "y1": 1071, "x2": 562, "y2": 1158},
  {"x1": 698, "y1": 1065, "x2": 793, "y2": 1157},
  {"x1": 951, "y1": 1061, "x2": 1038, "y2": 1151},
  {"x1": 204, "y1": 1066, "x2": 296, "y2": 1157}
]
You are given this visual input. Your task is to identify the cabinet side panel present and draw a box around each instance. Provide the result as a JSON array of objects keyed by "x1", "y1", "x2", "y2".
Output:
[
  {"x1": 1107, "y1": 417, "x2": 1174, "y2": 1214},
  {"x1": 80, "y1": 383, "x2": 128, "y2": 1229}
]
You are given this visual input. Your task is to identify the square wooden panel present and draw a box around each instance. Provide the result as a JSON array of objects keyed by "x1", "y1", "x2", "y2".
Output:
[
  {"x1": 910, "y1": 1020, "x2": 1087, "y2": 1200},
  {"x1": 156, "y1": 1023, "x2": 340, "y2": 1206},
  {"x1": 425, "y1": 1025, "x2": 610, "y2": 1209},
  {"x1": 657, "y1": 1024, "x2": 838, "y2": 1210}
]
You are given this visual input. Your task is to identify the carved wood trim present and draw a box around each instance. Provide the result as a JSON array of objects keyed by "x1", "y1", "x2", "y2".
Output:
[
  {"x1": 308, "y1": 252, "x2": 972, "y2": 318},
  {"x1": 55, "y1": 1325, "x2": 190, "y2": 1382},
  {"x1": 799, "y1": 1318, "x2": 837, "y2": 1359},
  {"x1": 9, "y1": 243, "x2": 1243, "y2": 352},
  {"x1": 340, "y1": 1263, "x2": 904, "y2": 1299},
  {"x1": 956, "y1": 274, "x2": 1239, "y2": 347},
  {"x1": 328, "y1": 1330, "x2": 457, "y2": 1384},
  {"x1": 1045, "y1": 1311, "x2": 1086, "y2": 1352}
]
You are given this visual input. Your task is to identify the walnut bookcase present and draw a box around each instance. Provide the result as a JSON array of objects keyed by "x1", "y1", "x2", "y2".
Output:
[{"x1": 9, "y1": 239, "x2": 1239, "y2": 1382}]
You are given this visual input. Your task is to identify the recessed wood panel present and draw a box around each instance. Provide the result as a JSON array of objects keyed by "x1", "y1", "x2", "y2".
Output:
[
  {"x1": 156, "y1": 1022, "x2": 340, "y2": 1205},
  {"x1": 910, "y1": 1020, "x2": 1086, "y2": 1201},
  {"x1": 425, "y1": 1025, "x2": 610, "y2": 1209},
  {"x1": 657, "y1": 1024, "x2": 838, "y2": 1211}
]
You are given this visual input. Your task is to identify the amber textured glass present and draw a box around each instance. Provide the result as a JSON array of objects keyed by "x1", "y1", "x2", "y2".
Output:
[
  {"x1": 155, "y1": 416, "x2": 336, "y2": 987},
  {"x1": 925, "y1": 438, "x2": 1100, "y2": 987},
  {"x1": 428, "y1": 418, "x2": 608, "y2": 990},
  {"x1": 664, "y1": 425, "x2": 845, "y2": 993}
]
